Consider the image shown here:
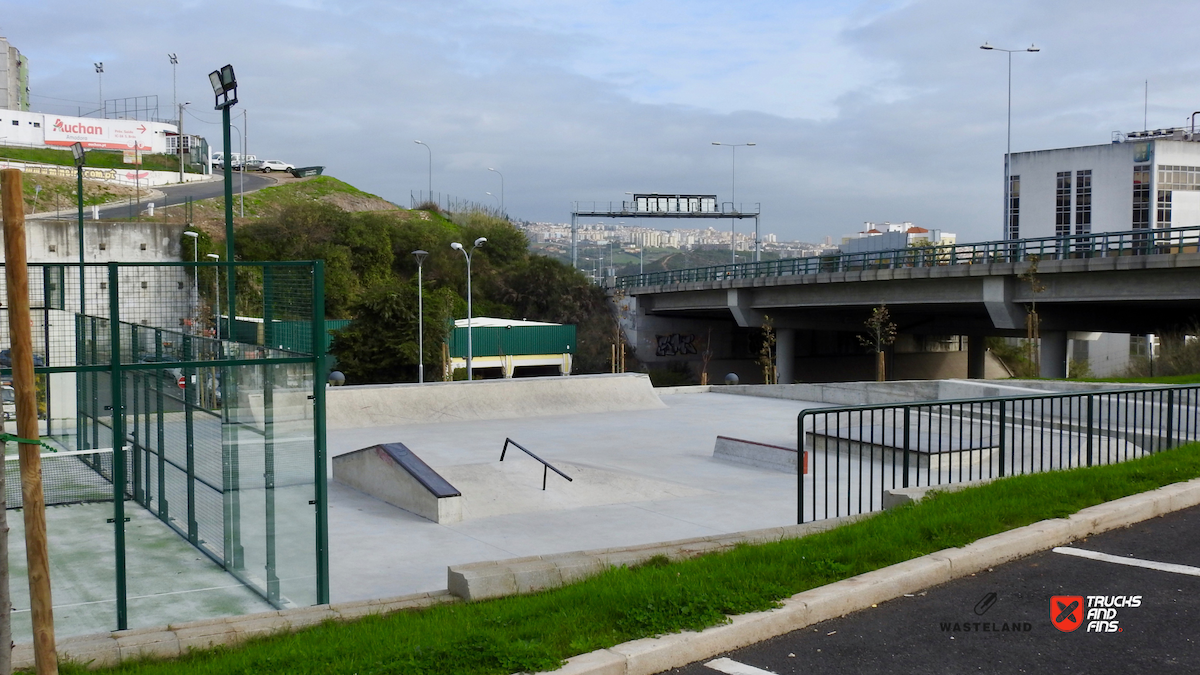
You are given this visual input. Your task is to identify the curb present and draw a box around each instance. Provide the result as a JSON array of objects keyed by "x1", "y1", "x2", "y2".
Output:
[
  {"x1": 11, "y1": 591, "x2": 457, "y2": 671},
  {"x1": 527, "y1": 476, "x2": 1200, "y2": 675}
]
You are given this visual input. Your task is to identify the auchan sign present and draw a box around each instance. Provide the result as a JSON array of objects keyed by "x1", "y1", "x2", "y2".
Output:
[{"x1": 43, "y1": 114, "x2": 152, "y2": 151}]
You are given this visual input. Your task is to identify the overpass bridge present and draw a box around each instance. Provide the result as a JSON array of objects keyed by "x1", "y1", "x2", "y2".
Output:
[{"x1": 611, "y1": 227, "x2": 1200, "y2": 381}]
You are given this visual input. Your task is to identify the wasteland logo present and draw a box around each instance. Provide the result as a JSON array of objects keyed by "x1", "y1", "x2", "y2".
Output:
[{"x1": 940, "y1": 592, "x2": 1033, "y2": 633}]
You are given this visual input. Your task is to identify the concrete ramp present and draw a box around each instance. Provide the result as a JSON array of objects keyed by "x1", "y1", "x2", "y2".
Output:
[
  {"x1": 713, "y1": 436, "x2": 807, "y2": 473},
  {"x1": 334, "y1": 443, "x2": 463, "y2": 523},
  {"x1": 325, "y1": 373, "x2": 665, "y2": 429}
]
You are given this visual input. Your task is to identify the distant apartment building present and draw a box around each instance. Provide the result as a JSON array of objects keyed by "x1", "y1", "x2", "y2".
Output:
[
  {"x1": 839, "y1": 221, "x2": 956, "y2": 254},
  {"x1": 1007, "y1": 127, "x2": 1200, "y2": 241},
  {"x1": 0, "y1": 37, "x2": 29, "y2": 111}
]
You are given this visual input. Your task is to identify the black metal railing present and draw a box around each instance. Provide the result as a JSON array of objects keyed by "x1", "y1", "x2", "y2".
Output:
[
  {"x1": 797, "y1": 385, "x2": 1200, "y2": 523},
  {"x1": 616, "y1": 225, "x2": 1200, "y2": 289},
  {"x1": 500, "y1": 438, "x2": 573, "y2": 490}
]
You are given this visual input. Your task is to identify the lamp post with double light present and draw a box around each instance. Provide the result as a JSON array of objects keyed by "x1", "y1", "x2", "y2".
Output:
[
  {"x1": 980, "y1": 42, "x2": 1039, "y2": 241},
  {"x1": 412, "y1": 250, "x2": 429, "y2": 383},
  {"x1": 711, "y1": 141, "x2": 755, "y2": 263},
  {"x1": 450, "y1": 237, "x2": 486, "y2": 380},
  {"x1": 487, "y1": 167, "x2": 504, "y2": 212}
]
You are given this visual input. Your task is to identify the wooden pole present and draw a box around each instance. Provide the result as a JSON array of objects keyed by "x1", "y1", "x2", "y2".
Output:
[{"x1": 1, "y1": 169, "x2": 58, "y2": 675}]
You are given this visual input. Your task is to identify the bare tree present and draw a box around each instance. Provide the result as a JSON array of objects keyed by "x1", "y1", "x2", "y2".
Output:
[
  {"x1": 699, "y1": 327, "x2": 714, "y2": 386},
  {"x1": 758, "y1": 316, "x2": 777, "y2": 385},
  {"x1": 858, "y1": 305, "x2": 897, "y2": 382},
  {"x1": 1018, "y1": 255, "x2": 1047, "y2": 372}
]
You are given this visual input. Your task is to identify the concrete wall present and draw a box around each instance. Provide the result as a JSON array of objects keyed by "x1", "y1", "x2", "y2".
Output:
[{"x1": 325, "y1": 373, "x2": 666, "y2": 429}]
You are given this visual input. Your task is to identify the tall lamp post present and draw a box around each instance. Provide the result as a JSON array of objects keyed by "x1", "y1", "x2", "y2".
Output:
[
  {"x1": 412, "y1": 250, "x2": 428, "y2": 383},
  {"x1": 487, "y1": 167, "x2": 504, "y2": 212},
  {"x1": 981, "y1": 43, "x2": 1039, "y2": 242},
  {"x1": 450, "y1": 237, "x2": 487, "y2": 381},
  {"x1": 208, "y1": 64, "x2": 238, "y2": 330},
  {"x1": 184, "y1": 231, "x2": 199, "y2": 334},
  {"x1": 168, "y1": 53, "x2": 178, "y2": 112},
  {"x1": 72, "y1": 142, "x2": 86, "y2": 318},
  {"x1": 206, "y1": 253, "x2": 220, "y2": 338},
  {"x1": 711, "y1": 141, "x2": 755, "y2": 264},
  {"x1": 486, "y1": 192, "x2": 500, "y2": 208},
  {"x1": 178, "y1": 101, "x2": 190, "y2": 184},
  {"x1": 414, "y1": 140, "x2": 432, "y2": 200},
  {"x1": 94, "y1": 62, "x2": 103, "y2": 116}
]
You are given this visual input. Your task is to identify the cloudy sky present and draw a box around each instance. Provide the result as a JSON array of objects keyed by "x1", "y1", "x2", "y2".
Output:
[{"x1": 7, "y1": 0, "x2": 1200, "y2": 243}]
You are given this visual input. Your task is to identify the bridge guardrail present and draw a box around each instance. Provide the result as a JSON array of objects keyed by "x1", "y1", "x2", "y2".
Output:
[
  {"x1": 615, "y1": 225, "x2": 1200, "y2": 290},
  {"x1": 797, "y1": 385, "x2": 1200, "y2": 524}
]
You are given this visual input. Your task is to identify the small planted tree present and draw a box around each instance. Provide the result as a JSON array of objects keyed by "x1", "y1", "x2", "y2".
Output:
[
  {"x1": 758, "y1": 315, "x2": 777, "y2": 385},
  {"x1": 858, "y1": 305, "x2": 897, "y2": 382},
  {"x1": 1018, "y1": 255, "x2": 1047, "y2": 372}
]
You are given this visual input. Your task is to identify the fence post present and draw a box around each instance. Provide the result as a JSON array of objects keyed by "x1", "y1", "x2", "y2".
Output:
[
  {"x1": 797, "y1": 412, "x2": 806, "y2": 524},
  {"x1": 312, "y1": 260, "x2": 330, "y2": 605},
  {"x1": 902, "y1": 407, "x2": 911, "y2": 488},
  {"x1": 1166, "y1": 389, "x2": 1175, "y2": 450},
  {"x1": 1086, "y1": 394, "x2": 1094, "y2": 467},
  {"x1": 263, "y1": 266, "x2": 279, "y2": 604},
  {"x1": 998, "y1": 401, "x2": 1007, "y2": 478},
  {"x1": 108, "y1": 262, "x2": 128, "y2": 631}
]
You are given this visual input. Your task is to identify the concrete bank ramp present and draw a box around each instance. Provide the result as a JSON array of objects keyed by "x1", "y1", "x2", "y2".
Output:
[
  {"x1": 325, "y1": 373, "x2": 665, "y2": 429},
  {"x1": 334, "y1": 443, "x2": 463, "y2": 524}
]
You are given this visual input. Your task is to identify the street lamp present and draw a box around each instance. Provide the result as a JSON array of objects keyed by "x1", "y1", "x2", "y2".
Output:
[
  {"x1": 208, "y1": 63, "x2": 238, "y2": 329},
  {"x1": 414, "y1": 140, "x2": 431, "y2": 200},
  {"x1": 412, "y1": 250, "x2": 429, "y2": 383},
  {"x1": 178, "y1": 101, "x2": 190, "y2": 184},
  {"x1": 450, "y1": 237, "x2": 487, "y2": 381},
  {"x1": 711, "y1": 141, "x2": 756, "y2": 264},
  {"x1": 487, "y1": 167, "x2": 504, "y2": 212},
  {"x1": 206, "y1": 253, "x2": 220, "y2": 339},
  {"x1": 486, "y1": 191, "x2": 500, "y2": 208},
  {"x1": 72, "y1": 142, "x2": 86, "y2": 317},
  {"x1": 184, "y1": 231, "x2": 199, "y2": 334},
  {"x1": 168, "y1": 53, "x2": 178, "y2": 112},
  {"x1": 980, "y1": 42, "x2": 1039, "y2": 241}
]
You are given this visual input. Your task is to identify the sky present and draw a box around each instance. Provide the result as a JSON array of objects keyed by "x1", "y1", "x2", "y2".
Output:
[{"x1": 6, "y1": 0, "x2": 1200, "y2": 244}]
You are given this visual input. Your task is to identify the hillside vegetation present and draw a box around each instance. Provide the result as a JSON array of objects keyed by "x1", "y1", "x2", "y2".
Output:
[{"x1": 222, "y1": 200, "x2": 614, "y2": 382}]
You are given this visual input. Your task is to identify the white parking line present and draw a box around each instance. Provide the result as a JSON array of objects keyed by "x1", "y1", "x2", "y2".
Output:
[
  {"x1": 1053, "y1": 547, "x2": 1200, "y2": 577},
  {"x1": 704, "y1": 657, "x2": 777, "y2": 675}
]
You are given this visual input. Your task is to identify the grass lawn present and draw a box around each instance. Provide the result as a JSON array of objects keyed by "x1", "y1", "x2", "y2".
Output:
[
  {"x1": 53, "y1": 442, "x2": 1200, "y2": 675},
  {"x1": 1084, "y1": 374, "x2": 1200, "y2": 385}
]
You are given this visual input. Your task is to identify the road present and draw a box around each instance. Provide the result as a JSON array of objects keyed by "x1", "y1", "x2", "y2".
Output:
[
  {"x1": 92, "y1": 170, "x2": 274, "y2": 220},
  {"x1": 663, "y1": 504, "x2": 1200, "y2": 675}
]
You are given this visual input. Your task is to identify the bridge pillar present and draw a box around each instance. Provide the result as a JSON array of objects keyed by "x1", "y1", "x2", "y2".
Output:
[
  {"x1": 1040, "y1": 331, "x2": 1068, "y2": 379},
  {"x1": 967, "y1": 335, "x2": 987, "y2": 379},
  {"x1": 776, "y1": 328, "x2": 795, "y2": 384}
]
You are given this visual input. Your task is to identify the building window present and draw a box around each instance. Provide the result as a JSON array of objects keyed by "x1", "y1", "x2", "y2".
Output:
[
  {"x1": 1008, "y1": 175, "x2": 1020, "y2": 240},
  {"x1": 1157, "y1": 190, "x2": 1172, "y2": 228},
  {"x1": 1133, "y1": 165, "x2": 1151, "y2": 229},
  {"x1": 10, "y1": 120, "x2": 16, "y2": 126},
  {"x1": 1075, "y1": 170, "x2": 1092, "y2": 235},
  {"x1": 1157, "y1": 165, "x2": 1200, "y2": 191},
  {"x1": 1056, "y1": 171, "x2": 1072, "y2": 236}
]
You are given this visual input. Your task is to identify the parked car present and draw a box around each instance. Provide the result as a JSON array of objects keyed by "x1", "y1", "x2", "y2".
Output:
[
  {"x1": 1, "y1": 385, "x2": 13, "y2": 420},
  {"x1": 0, "y1": 349, "x2": 45, "y2": 368},
  {"x1": 137, "y1": 354, "x2": 182, "y2": 381},
  {"x1": 258, "y1": 160, "x2": 295, "y2": 173}
]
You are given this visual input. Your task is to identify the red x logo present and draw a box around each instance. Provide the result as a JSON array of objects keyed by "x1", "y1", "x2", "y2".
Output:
[{"x1": 1051, "y1": 596, "x2": 1084, "y2": 632}]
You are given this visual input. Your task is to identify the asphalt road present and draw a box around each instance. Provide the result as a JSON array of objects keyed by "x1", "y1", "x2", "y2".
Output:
[
  {"x1": 93, "y1": 170, "x2": 273, "y2": 220},
  {"x1": 663, "y1": 505, "x2": 1200, "y2": 675}
]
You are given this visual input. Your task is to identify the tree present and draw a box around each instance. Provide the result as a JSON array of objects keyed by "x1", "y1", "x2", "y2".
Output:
[
  {"x1": 858, "y1": 305, "x2": 897, "y2": 382},
  {"x1": 1018, "y1": 255, "x2": 1047, "y2": 372},
  {"x1": 758, "y1": 315, "x2": 777, "y2": 385},
  {"x1": 329, "y1": 279, "x2": 458, "y2": 384}
]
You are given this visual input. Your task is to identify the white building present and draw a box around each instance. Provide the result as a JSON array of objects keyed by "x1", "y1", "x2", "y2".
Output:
[
  {"x1": 1008, "y1": 127, "x2": 1200, "y2": 241},
  {"x1": 839, "y1": 221, "x2": 955, "y2": 254},
  {"x1": 1, "y1": 108, "x2": 179, "y2": 154},
  {"x1": 0, "y1": 37, "x2": 29, "y2": 111}
]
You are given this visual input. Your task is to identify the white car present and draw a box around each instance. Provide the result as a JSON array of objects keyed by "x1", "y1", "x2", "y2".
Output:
[{"x1": 258, "y1": 159, "x2": 295, "y2": 173}]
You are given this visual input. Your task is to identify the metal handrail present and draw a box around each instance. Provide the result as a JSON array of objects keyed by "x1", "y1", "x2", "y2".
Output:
[
  {"x1": 500, "y1": 437, "x2": 574, "y2": 490},
  {"x1": 796, "y1": 384, "x2": 1200, "y2": 524},
  {"x1": 615, "y1": 225, "x2": 1200, "y2": 290}
]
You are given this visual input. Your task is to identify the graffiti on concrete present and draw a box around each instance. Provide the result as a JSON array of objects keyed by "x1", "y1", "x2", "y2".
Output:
[{"x1": 656, "y1": 333, "x2": 697, "y2": 357}]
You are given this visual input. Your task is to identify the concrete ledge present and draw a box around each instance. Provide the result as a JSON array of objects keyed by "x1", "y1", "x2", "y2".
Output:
[
  {"x1": 713, "y1": 436, "x2": 805, "y2": 473},
  {"x1": 883, "y1": 478, "x2": 994, "y2": 509},
  {"x1": 522, "y1": 475, "x2": 1200, "y2": 675},
  {"x1": 447, "y1": 515, "x2": 868, "y2": 601}
]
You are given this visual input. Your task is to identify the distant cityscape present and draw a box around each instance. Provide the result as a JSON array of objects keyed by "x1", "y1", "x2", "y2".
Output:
[{"x1": 517, "y1": 221, "x2": 839, "y2": 258}]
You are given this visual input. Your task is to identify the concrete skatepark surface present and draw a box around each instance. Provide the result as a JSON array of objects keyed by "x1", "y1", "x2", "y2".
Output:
[{"x1": 326, "y1": 386, "x2": 816, "y2": 604}]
